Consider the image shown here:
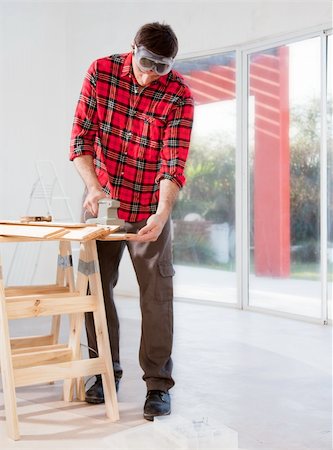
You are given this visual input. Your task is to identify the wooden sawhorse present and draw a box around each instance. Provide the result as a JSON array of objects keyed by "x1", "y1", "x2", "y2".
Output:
[{"x1": 0, "y1": 225, "x2": 119, "y2": 440}]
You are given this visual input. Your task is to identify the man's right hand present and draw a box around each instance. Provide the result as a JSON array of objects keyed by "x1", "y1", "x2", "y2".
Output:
[
  {"x1": 83, "y1": 187, "x2": 107, "y2": 217},
  {"x1": 73, "y1": 155, "x2": 108, "y2": 217}
]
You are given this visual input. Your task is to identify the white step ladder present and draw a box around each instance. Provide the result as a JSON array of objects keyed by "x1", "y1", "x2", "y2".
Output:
[
  {"x1": 6, "y1": 160, "x2": 75, "y2": 286},
  {"x1": 26, "y1": 160, "x2": 75, "y2": 222}
]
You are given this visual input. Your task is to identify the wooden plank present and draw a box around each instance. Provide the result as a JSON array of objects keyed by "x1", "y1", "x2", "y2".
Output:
[
  {"x1": 65, "y1": 241, "x2": 89, "y2": 401},
  {"x1": 12, "y1": 347, "x2": 73, "y2": 369},
  {"x1": 56, "y1": 240, "x2": 76, "y2": 398},
  {"x1": 63, "y1": 312, "x2": 84, "y2": 401},
  {"x1": 14, "y1": 357, "x2": 106, "y2": 387},
  {"x1": 6, "y1": 290, "x2": 80, "y2": 301},
  {"x1": 0, "y1": 254, "x2": 20, "y2": 440},
  {"x1": 85, "y1": 240, "x2": 119, "y2": 421},
  {"x1": 5, "y1": 284, "x2": 70, "y2": 297},
  {"x1": 6, "y1": 294, "x2": 97, "y2": 320},
  {"x1": 60, "y1": 225, "x2": 119, "y2": 241},
  {"x1": 0, "y1": 220, "x2": 97, "y2": 228},
  {"x1": 52, "y1": 241, "x2": 75, "y2": 348},
  {"x1": 0, "y1": 236, "x2": 48, "y2": 243},
  {"x1": 0, "y1": 225, "x2": 120, "y2": 242},
  {"x1": 10, "y1": 334, "x2": 54, "y2": 349},
  {"x1": 99, "y1": 232, "x2": 131, "y2": 241},
  {"x1": 56, "y1": 241, "x2": 75, "y2": 291},
  {"x1": 47, "y1": 222, "x2": 96, "y2": 228},
  {"x1": 11, "y1": 343, "x2": 67, "y2": 355},
  {"x1": 0, "y1": 224, "x2": 67, "y2": 239}
]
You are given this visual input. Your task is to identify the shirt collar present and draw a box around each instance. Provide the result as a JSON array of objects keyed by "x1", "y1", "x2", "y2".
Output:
[
  {"x1": 121, "y1": 52, "x2": 133, "y2": 78},
  {"x1": 121, "y1": 52, "x2": 169, "y2": 87}
]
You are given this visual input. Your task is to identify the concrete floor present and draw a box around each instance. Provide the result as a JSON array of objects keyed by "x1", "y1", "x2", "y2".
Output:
[{"x1": 0, "y1": 296, "x2": 331, "y2": 449}]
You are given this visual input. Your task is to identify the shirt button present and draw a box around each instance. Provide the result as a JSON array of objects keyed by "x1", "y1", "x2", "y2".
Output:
[{"x1": 121, "y1": 171, "x2": 124, "y2": 175}]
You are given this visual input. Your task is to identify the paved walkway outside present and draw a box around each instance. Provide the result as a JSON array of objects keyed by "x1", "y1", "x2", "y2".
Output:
[{"x1": 174, "y1": 264, "x2": 332, "y2": 320}]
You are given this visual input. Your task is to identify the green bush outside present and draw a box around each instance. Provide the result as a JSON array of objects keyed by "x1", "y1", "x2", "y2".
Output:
[{"x1": 172, "y1": 98, "x2": 333, "y2": 276}]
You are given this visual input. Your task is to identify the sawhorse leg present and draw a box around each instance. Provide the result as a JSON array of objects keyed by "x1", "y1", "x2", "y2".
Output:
[
  {"x1": 0, "y1": 255, "x2": 20, "y2": 440},
  {"x1": 77, "y1": 240, "x2": 119, "y2": 420}
]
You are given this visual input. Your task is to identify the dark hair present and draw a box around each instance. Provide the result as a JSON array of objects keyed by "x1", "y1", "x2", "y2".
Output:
[{"x1": 134, "y1": 22, "x2": 178, "y2": 58}]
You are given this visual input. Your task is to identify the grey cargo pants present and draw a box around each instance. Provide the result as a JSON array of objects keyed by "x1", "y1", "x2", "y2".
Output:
[{"x1": 85, "y1": 218, "x2": 175, "y2": 392}]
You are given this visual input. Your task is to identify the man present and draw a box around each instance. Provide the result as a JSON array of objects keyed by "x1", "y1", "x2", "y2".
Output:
[{"x1": 70, "y1": 22, "x2": 194, "y2": 421}]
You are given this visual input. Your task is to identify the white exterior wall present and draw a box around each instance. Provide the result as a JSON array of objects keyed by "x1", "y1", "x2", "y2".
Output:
[{"x1": 0, "y1": 1, "x2": 331, "y2": 294}]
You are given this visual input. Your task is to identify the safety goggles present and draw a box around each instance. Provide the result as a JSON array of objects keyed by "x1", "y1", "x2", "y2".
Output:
[{"x1": 133, "y1": 45, "x2": 174, "y2": 76}]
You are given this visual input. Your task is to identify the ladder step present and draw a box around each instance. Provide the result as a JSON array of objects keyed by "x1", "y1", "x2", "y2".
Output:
[
  {"x1": 5, "y1": 285, "x2": 70, "y2": 297},
  {"x1": 10, "y1": 334, "x2": 55, "y2": 349},
  {"x1": 6, "y1": 294, "x2": 97, "y2": 319},
  {"x1": 12, "y1": 346, "x2": 73, "y2": 369},
  {"x1": 11, "y1": 343, "x2": 68, "y2": 355},
  {"x1": 14, "y1": 357, "x2": 106, "y2": 387}
]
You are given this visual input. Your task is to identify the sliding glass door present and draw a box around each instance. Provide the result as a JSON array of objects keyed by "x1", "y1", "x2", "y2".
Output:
[
  {"x1": 327, "y1": 33, "x2": 333, "y2": 321},
  {"x1": 173, "y1": 53, "x2": 237, "y2": 304},
  {"x1": 247, "y1": 37, "x2": 322, "y2": 318},
  {"x1": 172, "y1": 30, "x2": 331, "y2": 322}
]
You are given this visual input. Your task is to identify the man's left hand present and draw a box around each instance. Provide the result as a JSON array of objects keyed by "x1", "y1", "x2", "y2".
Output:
[{"x1": 126, "y1": 214, "x2": 165, "y2": 242}]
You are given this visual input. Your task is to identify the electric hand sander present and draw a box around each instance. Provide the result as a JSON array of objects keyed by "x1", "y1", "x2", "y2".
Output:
[{"x1": 86, "y1": 198, "x2": 125, "y2": 227}]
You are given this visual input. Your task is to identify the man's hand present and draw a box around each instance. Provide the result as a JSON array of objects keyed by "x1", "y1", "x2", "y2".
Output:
[
  {"x1": 83, "y1": 187, "x2": 107, "y2": 217},
  {"x1": 73, "y1": 155, "x2": 107, "y2": 217},
  {"x1": 127, "y1": 214, "x2": 165, "y2": 242},
  {"x1": 127, "y1": 179, "x2": 179, "y2": 242}
]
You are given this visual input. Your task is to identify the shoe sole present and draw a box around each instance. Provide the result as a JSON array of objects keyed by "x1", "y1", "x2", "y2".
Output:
[
  {"x1": 85, "y1": 397, "x2": 105, "y2": 404},
  {"x1": 143, "y1": 410, "x2": 171, "y2": 421}
]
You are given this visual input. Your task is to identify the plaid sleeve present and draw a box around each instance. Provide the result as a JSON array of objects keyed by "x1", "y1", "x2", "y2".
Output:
[
  {"x1": 156, "y1": 87, "x2": 194, "y2": 188},
  {"x1": 69, "y1": 60, "x2": 99, "y2": 161}
]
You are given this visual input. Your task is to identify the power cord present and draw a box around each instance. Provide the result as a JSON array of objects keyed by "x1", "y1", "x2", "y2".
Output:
[{"x1": 80, "y1": 343, "x2": 99, "y2": 386}]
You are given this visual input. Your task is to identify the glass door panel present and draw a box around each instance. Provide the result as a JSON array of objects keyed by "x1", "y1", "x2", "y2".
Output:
[
  {"x1": 248, "y1": 38, "x2": 322, "y2": 317},
  {"x1": 172, "y1": 53, "x2": 237, "y2": 303},
  {"x1": 328, "y1": 33, "x2": 333, "y2": 321}
]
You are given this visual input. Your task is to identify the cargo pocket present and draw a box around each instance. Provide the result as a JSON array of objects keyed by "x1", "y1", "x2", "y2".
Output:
[{"x1": 155, "y1": 261, "x2": 175, "y2": 303}]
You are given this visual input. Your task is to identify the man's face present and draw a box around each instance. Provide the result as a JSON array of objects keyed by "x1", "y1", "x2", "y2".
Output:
[
  {"x1": 132, "y1": 56, "x2": 161, "y2": 87},
  {"x1": 131, "y1": 44, "x2": 174, "y2": 87}
]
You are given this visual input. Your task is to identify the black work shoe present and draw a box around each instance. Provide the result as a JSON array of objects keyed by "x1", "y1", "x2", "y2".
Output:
[
  {"x1": 85, "y1": 376, "x2": 120, "y2": 404},
  {"x1": 143, "y1": 390, "x2": 171, "y2": 421}
]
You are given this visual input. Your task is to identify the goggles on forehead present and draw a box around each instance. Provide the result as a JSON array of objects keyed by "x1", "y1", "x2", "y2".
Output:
[{"x1": 133, "y1": 45, "x2": 174, "y2": 76}]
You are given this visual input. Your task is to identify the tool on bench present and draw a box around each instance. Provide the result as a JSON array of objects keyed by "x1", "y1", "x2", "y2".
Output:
[
  {"x1": 20, "y1": 215, "x2": 52, "y2": 223},
  {"x1": 86, "y1": 198, "x2": 125, "y2": 227}
]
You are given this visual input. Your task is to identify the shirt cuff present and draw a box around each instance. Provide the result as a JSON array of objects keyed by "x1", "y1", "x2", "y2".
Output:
[{"x1": 155, "y1": 172, "x2": 184, "y2": 189}]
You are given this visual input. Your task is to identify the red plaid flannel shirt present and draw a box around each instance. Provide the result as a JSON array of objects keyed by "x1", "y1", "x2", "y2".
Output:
[{"x1": 70, "y1": 52, "x2": 194, "y2": 222}]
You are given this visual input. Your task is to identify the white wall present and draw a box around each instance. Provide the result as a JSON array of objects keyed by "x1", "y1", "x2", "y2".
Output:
[{"x1": 0, "y1": 1, "x2": 331, "y2": 292}]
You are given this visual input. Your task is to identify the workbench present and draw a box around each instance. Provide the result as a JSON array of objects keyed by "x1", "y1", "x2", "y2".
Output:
[{"x1": 0, "y1": 222, "x2": 127, "y2": 440}]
